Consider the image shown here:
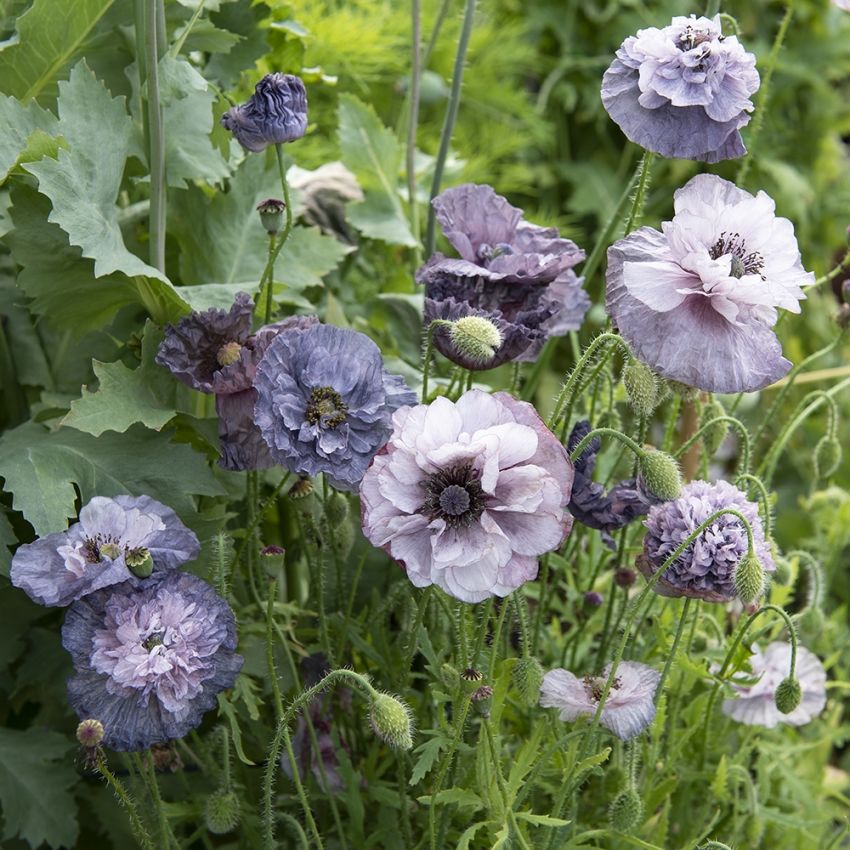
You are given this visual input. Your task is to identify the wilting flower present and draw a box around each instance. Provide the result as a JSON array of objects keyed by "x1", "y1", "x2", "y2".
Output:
[
  {"x1": 540, "y1": 661, "x2": 661, "y2": 741},
  {"x1": 722, "y1": 642, "x2": 827, "y2": 728},
  {"x1": 638, "y1": 479, "x2": 775, "y2": 603},
  {"x1": 288, "y1": 162, "x2": 364, "y2": 242},
  {"x1": 567, "y1": 421, "x2": 657, "y2": 545},
  {"x1": 601, "y1": 14, "x2": 759, "y2": 162},
  {"x1": 253, "y1": 323, "x2": 416, "y2": 491},
  {"x1": 62, "y1": 571, "x2": 243, "y2": 751},
  {"x1": 10, "y1": 496, "x2": 198, "y2": 608},
  {"x1": 418, "y1": 184, "x2": 588, "y2": 369},
  {"x1": 156, "y1": 293, "x2": 318, "y2": 469},
  {"x1": 221, "y1": 73, "x2": 307, "y2": 152},
  {"x1": 607, "y1": 174, "x2": 812, "y2": 393},
  {"x1": 360, "y1": 389, "x2": 574, "y2": 603}
]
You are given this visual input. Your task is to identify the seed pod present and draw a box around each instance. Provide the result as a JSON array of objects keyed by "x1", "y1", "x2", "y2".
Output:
[
  {"x1": 205, "y1": 790, "x2": 241, "y2": 834},
  {"x1": 609, "y1": 788, "x2": 644, "y2": 833}
]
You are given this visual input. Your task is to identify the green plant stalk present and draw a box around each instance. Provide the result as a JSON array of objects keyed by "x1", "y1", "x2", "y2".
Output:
[
  {"x1": 786, "y1": 549, "x2": 824, "y2": 610},
  {"x1": 674, "y1": 415, "x2": 751, "y2": 475},
  {"x1": 488, "y1": 599, "x2": 510, "y2": 680},
  {"x1": 425, "y1": 0, "x2": 476, "y2": 256},
  {"x1": 423, "y1": 0, "x2": 453, "y2": 66},
  {"x1": 470, "y1": 597, "x2": 494, "y2": 666},
  {"x1": 279, "y1": 812, "x2": 310, "y2": 850},
  {"x1": 483, "y1": 718, "x2": 533, "y2": 850},
  {"x1": 261, "y1": 232, "x2": 277, "y2": 324},
  {"x1": 512, "y1": 591, "x2": 532, "y2": 658},
  {"x1": 233, "y1": 473, "x2": 291, "y2": 569},
  {"x1": 531, "y1": 554, "x2": 551, "y2": 655},
  {"x1": 569, "y1": 426, "x2": 645, "y2": 464},
  {"x1": 96, "y1": 754, "x2": 155, "y2": 850},
  {"x1": 655, "y1": 597, "x2": 694, "y2": 704},
  {"x1": 399, "y1": 586, "x2": 432, "y2": 686},
  {"x1": 623, "y1": 151, "x2": 654, "y2": 234},
  {"x1": 134, "y1": 752, "x2": 178, "y2": 850},
  {"x1": 145, "y1": 0, "x2": 166, "y2": 272},
  {"x1": 814, "y1": 246, "x2": 850, "y2": 288},
  {"x1": 734, "y1": 473, "x2": 773, "y2": 538},
  {"x1": 266, "y1": 580, "x2": 285, "y2": 719},
  {"x1": 407, "y1": 0, "x2": 422, "y2": 248}
]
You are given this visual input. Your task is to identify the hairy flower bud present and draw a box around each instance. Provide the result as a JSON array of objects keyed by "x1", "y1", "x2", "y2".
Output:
[
  {"x1": 447, "y1": 316, "x2": 503, "y2": 366},
  {"x1": 369, "y1": 693, "x2": 414, "y2": 750},
  {"x1": 608, "y1": 788, "x2": 644, "y2": 833},
  {"x1": 325, "y1": 492, "x2": 350, "y2": 525},
  {"x1": 614, "y1": 567, "x2": 637, "y2": 588},
  {"x1": 814, "y1": 435, "x2": 842, "y2": 480},
  {"x1": 700, "y1": 398, "x2": 728, "y2": 455},
  {"x1": 638, "y1": 448, "x2": 682, "y2": 501},
  {"x1": 205, "y1": 789, "x2": 241, "y2": 834},
  {"x1": 774, "y1": 676, "x2": 802, "y2": 714},
  {"x1": 257, "y1": 198, "x2": 286, "y2": 235},
  {"x1": 513, "y1": 656, "x2": 545, "y2": 707},
  {"x1": 623, "y1": 360, "x2": 659, "y2": 417},
  {"x1": 584, "y1": 590, "x2": 604, "y2": 608},
  {"x1": 734, "y1": 552, "x2": 765, "y2": 604}
]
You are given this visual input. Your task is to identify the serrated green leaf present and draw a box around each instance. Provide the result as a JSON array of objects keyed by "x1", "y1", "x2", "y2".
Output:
[
  {"x1": 0, "y1": 420, "x2": 225, "y2": 535},
  {"x1": 456, "y1": 821, "x2": 487, "y2": 850},
  {"x1": 0, "y1": 94, "x2": 59, "y2": 183},
  {"x1": 62, "y1": 322, "x2": 182, "y2": 436},
  {"x1": 337, "y1": 94, "x2": 416, "y2": 247},
  {"x1": 490, "y1": 823, "x2": 511, "y2": 850},
  {"x1": 417, "y1": 787, "x2": 483, "y2": 808},
  {"x1": 515, "y1": 811, "x2": 571, "y2": 827},
  {"x1": 0, "y1": 0, "x2": 115, "y2": 101},
  {"x1": 409, "y1": 734, "x2": 448, "y2": 786},
  {"x1": 217, "y1": 694, "x2": 255, "y2": 765},
  {"x1": 711, "y1": 754, "x2": 730, "y2": 802},
  {"x1": 0, "y1": 727, "x2": 78, "y2": 849}
]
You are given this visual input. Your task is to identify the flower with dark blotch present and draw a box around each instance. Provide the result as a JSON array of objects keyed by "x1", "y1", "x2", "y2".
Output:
[
  {"x1": 606, "y1": 174, "x2": 812, "y2": 393},
  {"x1": 221, "y1": 73, "x2": 308, "y2": 153},
  {"x1": 360, "y1": 389, "x2": 574, "y2": 603},
  {"x1": 601, "y1": 15, "x2": 759, "y2": 162},
  {"x1": 62, "y1": 571, "x2": 243, "y2": 751},
  {"x1": 156, "y1": 294, "x2": 318, "y2": 470},
  {"x1": 10, "y1": 495, "x2": 199, "y2": 608},
  {"x1": 418, "y1": 184, "x2": 589, "y2": 369},
  {"x1": 540, "y1": 661, "x2": 661, "y2": 741},
  {"x1": 721, "y1": 642, "x2": 826, "y2": 729},
  {"x1": 638, "y1": 479, "x2": 775, "y2": 603},
  {"x1": 567, "y1": 421, "x2": 658, "y2": 545},
  {"x1": 253, "y1": 323, "x2": 416, "y2": 491}
]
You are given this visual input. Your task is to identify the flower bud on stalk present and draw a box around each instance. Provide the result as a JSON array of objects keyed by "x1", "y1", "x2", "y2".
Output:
[
  {"x1": 608, "y1": 788, "x2": 644, "y2": 833},
  {"x1": 774, "y1": 676, "x2": 802, "y2": 714},
  {"x1": 448, "y1": 316, "x2": 503, "y2": 366},
  {"x1": 513, "y1": 657, "x2": 545, "y2": 707},
  {"x1": 205, "y1": 790, "x2": 241, "y2": 834},
  {"x1": 734, "y1": 551, "x2": 765, "y2": 604},
  {"x1": 623, "y1": 359, "x2": 659, "y2": 417},
  {"x1": 369, "y1": 692, "x2": 414, "y2": 750},
  {"x1": 638, "y1": 448, "x2": 682, "y2": 501}
]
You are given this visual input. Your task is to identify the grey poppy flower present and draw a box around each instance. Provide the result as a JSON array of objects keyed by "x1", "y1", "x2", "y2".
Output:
[
  {"x1": 253, "y1": 323, "x2": 417, "y2": 491},
  {"x1": 62, "y1": 571, "x2": 242, "y2": 751},
  {"x1": 601, "y1": 14, "x2": 759, "y2": 162},
  {"x1": 10, "y1": 495, "x2": 199, "y2": 608},
  {"x1": 638, "y1": 479, "x2": 775, "y2": 603},
  {"x1": 221, "y1": 73, "x2": 308, "y2": 153},
  {"x1": 418, "y1": 184, "x2": 589, "y2": 369}
]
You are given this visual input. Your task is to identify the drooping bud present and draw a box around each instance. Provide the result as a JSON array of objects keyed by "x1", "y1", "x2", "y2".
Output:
[
  {"x1": 76, "y1": 719, "x2": 104, "y2": 748},
  {"x1": 623, "y1": 360, "x2": 659, "y2": 417},
  {"x1": 369, "y1": 692, "x2": 414, "y2": 750},
  {"x1": 638, "y1": 448, "x2": 682, "y2": 501},
  {"x1": 608, "y1": 788, "x2": 644, "y2": 833},
  {"x1": 205, "y1": 789, "x2": 241, "y2": 834},
  {"x1": 448, "y1": 316, "x2": 503, "y2": 366},
  {"x1": 126, "y1": 546, "x2": 154, "y2": 579},
  {"x1": 774, "y1": 676, "x2": 802, "y2": 714},
  {"x1": 584, "y1": 591, "x2": 604, "y2": 608},
  {"x1": 331, "y1": 519, "x2": 355, "y2": 561},
  {"x1": 216, "y1": 341, "x2": 243, "y2": 367},
  {"x1": 513, "y1": 656, "x2": 545, "y2": 707},
  {"x1": 325, "y1": 492, "x2": 350, "y2": 525},
  {"x1": 733, "y1": 551, "x2": 765, "y2": 604},
  {"x1": 700, "y1": 398, "x2": 728, "y2": 455},
  {"x1": 614, "y1": 567, "x2": 637, "y2": 588},
  {"x1": 256, "y1": 198, "x2": 286, "y2": 235},
  {"x1": 813, "y1": 435, "x2": 842, "y2": 480}
]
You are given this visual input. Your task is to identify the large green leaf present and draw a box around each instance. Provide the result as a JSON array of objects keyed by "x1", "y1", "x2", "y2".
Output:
[
  {"x1": 0, "y1": 94, "x2": 59, "y2": 183},
  {"x1": 0, "y1": 727, "x2": 78, "y2": 849},
  {"x1": 0, "y1": 0, "x2": 114, "y2": 101},
  {"x1": 337, "y1": 94, "x2": 416, "y2": 247},
  {"x1": 0, "y1": 421, "x2": 225, "y2": 535}
]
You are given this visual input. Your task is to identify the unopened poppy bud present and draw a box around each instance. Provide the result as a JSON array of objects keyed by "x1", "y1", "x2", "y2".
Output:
[
  {"x1": 700, "y1": 398, "x2": 728, "y2": 455},
  {"x1": 205, "y1": 789, "x2": 241, "y2": 834},
  {"x1": 638, "y1": 448, "x2": 682, "y2": 501},
  {"x1": 513, "y1": 656, "x2": 545, "y2": 707},
  {"x1": 325, "y1": 491, "x2": 350, "y2": 525},
  {"x1": 126, "y1": 547, "x2": 153, "y2": 579},
  {"x1": 471, "y1": 685, "x2": 493, "y2": 702},
  {"x1": 734, "y1": 551, "x2": 764, "y2": 604},
  {"x1": 448, "y1": 316, "x2": 503, "y2": 366},
  {"x1": 774, "y1": 676, "x2": 802, "y2": 714},
  {"x1": 257, "y1": 198, "x2": 286, "y2": 235},
  {"x1": 623, "y1": 359, "x2": 659, "y2": 417},
  {"x1": 584, "y1": 591, "x2": 604, "y2": 608},
  {"x1": 608, "y1": 788, "x2": 643, "y2": 833},
  {"x1": 814, "y1": 435, "x2": 842, "y2": 480},
  {"x1": 772, "y1": 556, "x2": 792, "y2": 586},
  {"x1": 614, "y1": 568, "x2": 636, "y2": 588},
  {"x1": 369, "y1": 692, "x2": 414, "y2": 750},
  {"x1": 76, "y1": 719, "x2": 104, "y2": 748},
  {"x1": 665, "y1": 380, "x2": 698, "y2": 401}
]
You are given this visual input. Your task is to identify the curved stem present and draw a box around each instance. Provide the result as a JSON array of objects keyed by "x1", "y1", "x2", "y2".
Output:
[
  {"x1": 569, "y1": 426, "x2": 644, "y2": 465},
  {"x1": 407, "y1": 0, "x2": 422, "y2": 251},
  {"x1": 145, "y1": 0, "x2": 166, "y2": 273},
  {"x1": 813, "y1": 246, "x2": 850, "y2": 288},
  {"x1": 734, "y1": 473, "x2": 773, "y2": 538},
  {"x1": 674, "y1": 415, "x2": 751, "y2": 475},
  {"x1": 96, "y1": 754, "x2": 155, "y2": 850}
]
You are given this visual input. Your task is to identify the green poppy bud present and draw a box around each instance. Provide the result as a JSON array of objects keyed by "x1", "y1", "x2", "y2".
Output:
[
  {"x1": 638, "y1": 448, "x2": 682, "y2": 501},
  {"x1": 734, "y1": 551, "x2": 765, "y2": 604},
  {"x1": 814, "y1": 435, "x2": 842, "y2": 480},
  {"x1": 205, "y1": 789, "x2": 240, "y2": 834},
  {"x1": 774, "y1": 676, "x2": 802, "y2": 714},
  {"x1": 369, "y1": 692, "x2": 414, "y2": 751},
  {"x1": 623, "y1": 360, "x2": 659, "y2": 417},
  {"x1": 700, "y1": 398, "x2": 728, "y2": 455},
  {"x1": 608, "y1": 788, "x2": 643, "y2": 833},
  {"x1": 448, "y1": 316, "x2": 503, "y2": 366},
  {"x1": 513, "y1": 656, "x2": 545, "y2": 707}
]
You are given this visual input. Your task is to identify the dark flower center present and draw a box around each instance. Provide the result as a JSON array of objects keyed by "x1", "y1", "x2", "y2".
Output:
[
  {"x1": 82, "y1": 533, "x2": 124, "y2": 563},
  {"x1": 143, "y1": 633, "x2": 164, "y2": 652},
  {"x1": 421, "y1": 462, "x2": 484, "y2": 528},
  {"x1": 82, "y1": 537, "x2": 102, "y2": 563},
  {"x1": 306, "y1": 386, "x2": 349, "y2": 429},
  {"x1": 709, "y1": 231, "x2": 765, "y2": 279},
  {"x1": 676, "y1": 25, "x2": 715, "y2": 52},
  {"x1": 476, "y1": 242, "x2": 514, "y2": 263},
  {"x1": 583, "y1": 674, "x2": 622, "y2": 702}
]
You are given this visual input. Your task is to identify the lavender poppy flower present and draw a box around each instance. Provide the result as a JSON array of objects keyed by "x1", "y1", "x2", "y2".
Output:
[
  {"x1": 638, "y1": 479, "x2": 775, "y2": 603},
  {"x1": 540, "y1": 662, "x2": 661, "y2": 741},
  {"x1": 832, "y1": 0, "x2": 850, "y2": 11},
  {"x1": 606, "y1": 174, "x2": 812, "y2": 393},
  {"x1": 62, "y1": 571, "x2": 243, "y2": 751},
  {"x1": 418, "y1": 184, "x2": 589, "y2": 368},
  {"x1": 10, "y1": 496, "x2": 199, "y2": 608},
  {"x1": 601, "y1": 15, "x2": 759, "y2": 162},
  {"x1": 359, "y1": 389, "x2": 574, "y2": 603},
  {"x1": 722, "y1": 642, "x2": 827, "y2": 729},
  {"x1": 253, "y1": 323, "x2": 416, "y2": 492},
  {"x1": 220, "y1": 73, "x2": 308, "y2": 153}
]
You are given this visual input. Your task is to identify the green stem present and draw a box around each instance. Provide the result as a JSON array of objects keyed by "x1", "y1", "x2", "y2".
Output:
[
  {"x1": 135, "y1": 752, "x2": 178, "y2": 850},
  {"x1": 145, "y1": 0, "x2": 166, "y2": 272},
  {"x1": 423, "y1": 0, "x2": 452, "y2": 66},
  {"x1": 623, "y1": 151, "x2": 654, "y2": 235},
  {"x1": 569, "y1": 426, "x2": 645, "y2": 464},
  {"x1": 170, "y1": 0, "x2": 206, "y2": 57},
  {"x1": 674, "y1": 415, "x2": 750, "y2": 475},
  {"x1": 734, "y1": 473, "x2": 773, "y2": 538},
  {"x1": 483, "y1": 719, "x2": 533, "y2": 850},
  {"x1": 407, "y1": 0, "x2": 422, "y2": 250},
  {"x1": 261, "y1": 232, "x2": 277, "y2": 324},
  {"x1": 512, "y1": 591, "x2": 532, "y2": 658},
  {"x1": 424, "y1": 0, "x2": 476, "y2": 256},
  {"x1": 655, "y1": 597, "x2": 693, "y2": 702},
  {"x1": 814, "y1": 246, "x2": 850, "y2": 288},
  {"x1": 266, "y1": 580, "x2": 284, "y2": 718},
  {"x1": 233, "y1": 473, "x2": 291, "y2": 569},
  {"x1": 400, "y1": 587, "x2": 432, "y2": 685},
  {"x1": 96, "y1": 754, "x2": 155, "y2": 850}
]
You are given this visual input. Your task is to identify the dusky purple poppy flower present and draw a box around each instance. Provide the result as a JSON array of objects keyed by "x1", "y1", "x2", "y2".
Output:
[
  {"x1": 10, "y1": 496, "x2": 199, "y2": 608},
  {"x1": 637, "y1": 479, "x2": 775, "y2": 603},
  {"x1": 360, "y1": 389, "x2": 574, "y2": 603},
  {"x1": 540, "y1": 661, "x2": 661, "y2": 741},
  {"x1": 253, "y1": 323, "x2": 416, "y2": 492},
  {"x1": 62, "y1": 571, "x2": 243, "y2": 751},
  {"x1": 418, "y1": 184, "x2": 589, "y2": 369},
  {"x1": 601, "y1": 15, "x2": 759, "y2": 162},
  {"x1": 220, "y1": 73, "x2": 308, "y2": 153},
  {"x1": 606, "y1": 174, "x2": 812, "y2": 393}
]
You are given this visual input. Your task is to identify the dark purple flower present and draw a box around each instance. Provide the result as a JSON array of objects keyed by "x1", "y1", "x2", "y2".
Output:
[
  {"x1": 253, "y1": 323, "x2": 417, "y2": 491},
  {"x1": 601, "y1": 14, "x2": 759, "y2": 162},
  {"x1": 567, "y1": 421, "x2": 657, "y2": 545},
  {"x1": 418, "y1": 184, "x2": 588, "y2": 369},
  {"x1": 638, "y1": 479, "x2": 775, "y2": 602},
  {"x1": 62, "y1": 571, "x2": 243, "y2": 751},
  {"x1": 10, "y1": 496, "x2": 199, "y2": 608},
  {"x1": 220, "y1": 73, "x2": 308, "y2": 153}
]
